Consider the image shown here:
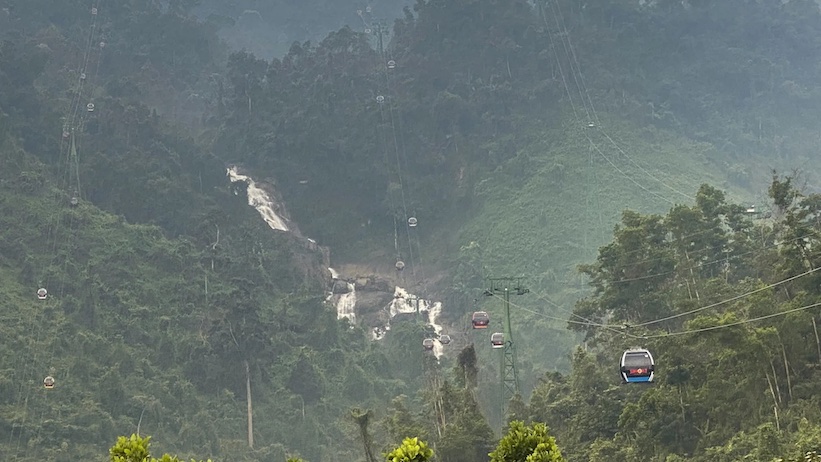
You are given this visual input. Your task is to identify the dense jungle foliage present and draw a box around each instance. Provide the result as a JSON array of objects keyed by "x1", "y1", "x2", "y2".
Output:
[{"x1": 3, "y1": 0, "x2": 821, "y2": 461}]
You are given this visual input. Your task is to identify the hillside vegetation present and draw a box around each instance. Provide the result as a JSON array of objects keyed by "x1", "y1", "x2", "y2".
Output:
[{"x1": 3, "y1": 0, "x2": 821, "y2": 461}]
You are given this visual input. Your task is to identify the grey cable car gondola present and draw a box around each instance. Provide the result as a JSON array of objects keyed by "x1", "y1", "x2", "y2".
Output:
[
  {"x1": 490, "y1": 332, "x2": 504, "y2": 348},
  {"x1": 620, "y1": 348, "x2": 655, "y2": 384},
  {"x1": 471, "y1": 311, "x2": 489, "y2": 329},
  {"x1": 37, "y1": 288, "x2": 48, "y2": 300},
  {"x1": 439, "y1": 334, "x2": 451, "y2": 345},
  {"x1": 86, "y1": 103, "x2": 95, "y2": 112},
  {"x1": 408, "y1": 217, "x2": 417, "y2": 227},
  {"x1": 387, "y1": 60, "x2": 396, "y2": 69},
  {"x1": 43, "y1": 376, "x2": 55, "y2": 389},
  {"x1": 62, "y1": 130, "x2": 70, "y2": 140},
  {"x1": 91, "y1": 7, "x2": 97, "y2": 15},
  {"x1": 395, "y1": 260, "x2": 405, "y2": 271},
  {"x1": 376, "y1": 95, "x2": 384, "y2": 104},
  {"x1": 422, "y1": 338, "x2": 434, "y2": 351},
  {"x1": 365, "y1": 6, "x2": 372, "y2": 13},
  {"x1": 80, "y1": 72, "x2": 86, "y2": 80},
  {"x1": 69, "y1": 194, "x2": 79, "y2": 207},
  {"x1": 364, "y1": 28, "x2": 372, "y2": 34}
]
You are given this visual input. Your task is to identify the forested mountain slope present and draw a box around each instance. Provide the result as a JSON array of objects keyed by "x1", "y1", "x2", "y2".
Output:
[{"x1": 4, "y1": 0, "x2": 821, "y2": 461}]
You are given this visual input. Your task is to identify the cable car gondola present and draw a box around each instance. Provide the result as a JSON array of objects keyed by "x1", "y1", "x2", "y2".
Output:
[
  {"x1": 408, "y1": 217, "x2": 417, "y2": 227},
  {"x1": 387, "y1": 60, "x2": 396, "y2": 69},
  {"x1": 471, "y1": 311, "x2": 489, "y2": 329},
  {"x1": 395, "y1": 260, "x2": 405, "y2": 271},
  {"x1": 439, "y1": 334, "x2": 451, "y2": 345},
  {"x1": 43, "y1": 376, "x2": 55, "y2": 389},
  {"x1": 86, "y1": 103, "x2": 95, "y2": 112},
  {"x1": 620, "y1": 348, "x2": 655, "y2": 384},
  {"x1": 37, "y1": 288, "x2": 48, "y2": 300},
  {"x1": 422, "y1": 338, "x2": 434, "y2": 351},
  {"x1": 490, "y1": 332, "x2": 504, "y2": 349}
]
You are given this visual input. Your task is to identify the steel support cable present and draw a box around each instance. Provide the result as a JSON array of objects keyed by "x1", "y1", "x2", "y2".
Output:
[
  {"x1": 642, "y1": 301, "x2": 821, "y2": 338},
  {"x1": 19, "y1": 7, "x2": 105, "y2": 455},
  {"x1": 541, "y1": 1, "x2": 675, "y2": 207},
  {"x1": 528, "y1": 289, "x2": 629, "y2": 337},
  {"x1": 545, "y1": 0, "x2": 592, "y2": 121},
  {"x1": 584, "y1": 132, "x2": 675, "y2": 205},
  {"x1": 378, "y1": 97, "x2": 402, "y2": 259},
  {"x1": 487, "y1": 264, "x2": 821, "y2": 335},
  {"x1": 495, "y1": 290, "x2": 821, "y2": 342},
  {"x1": 630, "y1": 265, "x2": 821, "y2": 328},
  {"x1": 384, "y1": 78, "x2": 416, "y2": 278},
  {"x1": 383, "y1": 49, "x2": 427, "y2": 286},
  {"x1": 609, "y1": 231, "x2": 818, "y2": 284},
  {"x1": 548, "y1": 0, "x2": 696, "y2": 199}
]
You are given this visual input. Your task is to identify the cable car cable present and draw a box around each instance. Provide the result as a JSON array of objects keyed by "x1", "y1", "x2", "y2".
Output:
[
  {"x1": 547, "y1": 0, "x2": 696, "y2": 199},
  {"x1": 630, "y1": 265, "x2": 821, "y2": 328},
  {"x1": 641, "y1": 300, "x2": 821, "y2": 339},
  {"x1": 539, "y1": 2, "x2": 675, "y2": 207},
  {"x1": 492, "y1": 264, "x2": 821, "y2": 339},
  {"x1": 609, "y1": 231, "x2": 818, "y2": 284}
]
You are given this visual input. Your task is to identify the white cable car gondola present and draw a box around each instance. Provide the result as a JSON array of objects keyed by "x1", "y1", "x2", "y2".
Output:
[
  {"x1": 422, "y1": 338, "x2": 434, "y2": 351},
  {"x1": 408, "y1": 217, "x2": 417, "y2": 227},
  {"x1": 490, "y1": 332, "x2": 504, "y2": 349},
  {"x1": 395, "y1": 260, "x2": 405, "y2": 271},
  {"x1": 37, "y1": 288, "x2": 48, "y2": 300},
  {"x1": 620, "y1": 348, "x2": 655, "y2": 384},
  {"x1": 376, "y1": 95, "x2": 384, "y2": 104},
  {"x1": 43, "y1": 376, "x2": 55, "y2": 389},
  {"x1": 471, "y1": 311, "x2": 489, "y2": 329},
  {"x1": 387, "y1": 60, "x2": 396, "y2": 70},
  {"x1": 439, "y1": 334, "x2": 451, "y2": 345},
  {"x1": 86, "y1": 103, "x2": 95, "y2": 112},
  {"x1": 69, "y1": 194, "x2": 79, "y2": 207}
]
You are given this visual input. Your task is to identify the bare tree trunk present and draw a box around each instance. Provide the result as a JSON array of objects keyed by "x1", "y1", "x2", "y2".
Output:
[
  {"x1": 769, "y1": 361, "x2": 782, "y2": 404},
  {"x1": 813, "y1": 317, "x2": 821, "y2": 364},
  {"x1": 245, "y1": 360, "x2": 254, "y2": 449},
  {"x1": 685, "y1": 251, "x2": 700, "y2": 301},
  {"x1": 781, "y1": 342, "x2": 793, "y2": 401}
]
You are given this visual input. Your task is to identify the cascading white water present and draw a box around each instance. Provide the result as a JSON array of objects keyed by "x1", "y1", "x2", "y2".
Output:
[
  {"x1": 329, "y1": 267, "x2": 357, "y2": 324},
  {"x1": 227, "y1": 168, "x2": 446, "y2": 356},
  {"x1": 227, "y1": 166, "x2": 289, "y2": 231},
  {"x1": 388, "y1": 287, "x2": 446, "y2": 359}
]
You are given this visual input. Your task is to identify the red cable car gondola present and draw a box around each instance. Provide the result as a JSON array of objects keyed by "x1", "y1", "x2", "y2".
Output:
[{"x1": 471, "y1": 311, "x2": 489, "y2": 329}]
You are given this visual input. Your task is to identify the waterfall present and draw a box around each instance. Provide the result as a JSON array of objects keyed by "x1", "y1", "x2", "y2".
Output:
[{"x1": 227, "y1": 166, "x2": 289, "y2": 231}]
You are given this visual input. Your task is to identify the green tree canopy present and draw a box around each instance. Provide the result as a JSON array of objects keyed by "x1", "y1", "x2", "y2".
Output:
[
  {"x1": 489, "y1": 421, "x2": 564, "y2": 462},
  {"x1": 109, "y1": 434, "x2": 212, "y2": 462},
  {"x1": 385, "y1": 437, "x2": 434, "y2": 462}
]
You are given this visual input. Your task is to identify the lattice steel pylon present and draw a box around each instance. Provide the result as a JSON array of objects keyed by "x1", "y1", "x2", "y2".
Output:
[{"x1": 483, "y1": 277, "x2": 529, "y2": 422}]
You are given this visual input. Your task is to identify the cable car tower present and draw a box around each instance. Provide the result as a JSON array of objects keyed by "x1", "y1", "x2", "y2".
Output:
[{"x1": 483, "y1": 277, "x2": 529, "y2": 420}]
